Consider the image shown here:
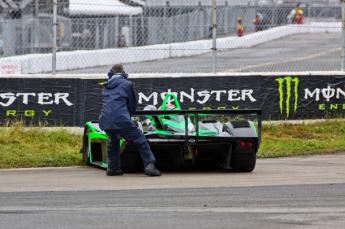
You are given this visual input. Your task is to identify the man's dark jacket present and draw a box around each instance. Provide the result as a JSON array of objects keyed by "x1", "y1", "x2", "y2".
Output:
[{"x1": 99, "y1": 74, "x2": 137, "y2": 130}]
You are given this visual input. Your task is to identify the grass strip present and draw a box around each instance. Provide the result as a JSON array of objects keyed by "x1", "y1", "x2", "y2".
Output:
[
  {"x1": 258, "y1": 119, "x2": 345, "y2": 157},
  {"x1": 0, "y1": 119, "x2": 344, "y2": 169},
  {"x1": 0, "y1": 121, "x2": 84, "y2": 169}
]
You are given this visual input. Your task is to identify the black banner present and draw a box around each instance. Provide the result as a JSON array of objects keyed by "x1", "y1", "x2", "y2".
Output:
[
  {"x1": 262, "y1": 75, "x2": 345, "y2": 119},
  {"x1": 134, "y1": 76, "x2": 261, "y2": 110},
  {"x1": 82, "y1": 76, "x2": 262, "y2": 123},
  {"x1": 0, "y1": 78, "x2": 82, "y2": 126},
  {"x1": 1, "y1": 75, "x2": 345, "y2": 126}
]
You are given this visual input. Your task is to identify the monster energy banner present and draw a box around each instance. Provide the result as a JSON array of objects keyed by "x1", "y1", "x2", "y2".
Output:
[
  {"x1": 1, "y1": 75, "x2": 345, "y2": 126},
  {"x1": 261, "y1": 75, "x2": 345, "y2": 119},
  {"x1": 82, "y1": 76, "x2": 262, "y2": 123},
  {"x1": 0, "y1": 78, "x2": 82, "y2": 126}
]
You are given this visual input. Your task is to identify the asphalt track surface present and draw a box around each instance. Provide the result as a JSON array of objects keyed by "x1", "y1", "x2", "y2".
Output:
[
  {"x1": 1, "y1": 152, "x2": 344, "y2": 229},
  {"x1": 59, "y1": 33, "x2": 341, "y2": 74}
]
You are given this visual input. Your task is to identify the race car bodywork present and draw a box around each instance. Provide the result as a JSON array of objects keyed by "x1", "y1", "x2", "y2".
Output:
[{"x1": 81, "y1": 94, "x2": 261, "y2": 172}]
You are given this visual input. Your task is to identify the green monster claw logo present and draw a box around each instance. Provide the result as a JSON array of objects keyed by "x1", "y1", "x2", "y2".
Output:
[{"x1": 275, "y1": 76, "x2": 299, "y2": 117}]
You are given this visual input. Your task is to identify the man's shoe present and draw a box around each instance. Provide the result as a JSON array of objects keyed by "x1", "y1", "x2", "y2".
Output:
[
  {"x1": 106, "y1": 167, "x2": 123, "y2": 176},
  {"x1": 144, "y1": 163, "x2": 161, "y2": 176}
]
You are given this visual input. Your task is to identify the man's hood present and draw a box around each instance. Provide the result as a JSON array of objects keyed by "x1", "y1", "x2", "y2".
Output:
[{"x1": 104, "y1": 74, "x2": 126, "y2": 90}]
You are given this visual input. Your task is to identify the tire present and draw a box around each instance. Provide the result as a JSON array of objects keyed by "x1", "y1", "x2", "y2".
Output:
[
  {"x1": 82, "y1": 127, "x2": 91, "y2": 165},
  {"x1": 121, "y1": 151, "x2": 142, "y2": 173},
  {"x1": 231, "y1": 153, "x2": 256, "y2": 172},
  {"x1": 120, "y1": 139, "x2": 126, "y2": 154}
]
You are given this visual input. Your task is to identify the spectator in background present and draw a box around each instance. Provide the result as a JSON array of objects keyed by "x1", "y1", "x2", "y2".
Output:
[
  {"x1": 117, "y1": 34, "x2": 126, "y2": 48},
  {"x1": 252, "y1": 13, "x2": 263, "y2": 32},
  {"x1": 237, "y1": 17, "x2": 244, "y2": 37},
  {"x1": 252, "y1": 14, "x2": 259, "y2": 32},
  {"x1": 287, "y1": 8, "x2": 296, "y2": 24},
  {"x1": 295, "y1": 4, "x2": 304, "y2": 24}
]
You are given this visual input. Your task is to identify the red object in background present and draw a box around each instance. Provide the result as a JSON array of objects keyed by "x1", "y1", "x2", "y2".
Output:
[
  {"x1": 296, "y1": 14, "x2": 303, "y2": 24},
  {"x1": 237, "y1": 23, "x2": 244, "y2": 37},
  {"x1": 252, "y1": 16, "x2": 259, "y2": 32},
  {"x1": 237, "y1": 17, "x2": 244, "y2": 37}
]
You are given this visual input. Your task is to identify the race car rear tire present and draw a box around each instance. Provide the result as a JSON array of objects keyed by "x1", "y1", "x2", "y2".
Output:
[
  {"x1": 121, "y1": 151, "x2": 142, "y2": 173},
  {"x1": 231, "y1": 153, "x2": 256, "y2": 172},
  {"x1": 82, "y1": 127, "x2": 91, "y2": 165}
]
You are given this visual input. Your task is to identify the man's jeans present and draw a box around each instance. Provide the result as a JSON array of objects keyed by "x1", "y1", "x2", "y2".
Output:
[{"x1": 105, "y1": 126, "x2": 155, "y2": 169}]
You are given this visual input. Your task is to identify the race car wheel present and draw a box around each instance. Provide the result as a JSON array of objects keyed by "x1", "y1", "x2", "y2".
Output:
[
  {"x1": 231, "y1": 153, "x2": 256, "y2": 172},
  {"x1": 82, "y1": 127, "x2": 91, "y2": 165},
  {"x1": 121, "y1": 152, "x2": 142, "y2": 173}
]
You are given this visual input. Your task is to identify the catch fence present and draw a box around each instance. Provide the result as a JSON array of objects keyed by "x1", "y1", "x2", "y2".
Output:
[{"x1": 0, "y1": 0, "x2": 343, "y2": 74}]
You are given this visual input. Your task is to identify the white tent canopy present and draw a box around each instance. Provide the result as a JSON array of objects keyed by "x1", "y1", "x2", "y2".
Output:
[
  {"x1": 129, "y1": 0, "x2": 146, "y2": 6},
  {"x1": 69, "y1": 0, "x2": 143, "y2": 16}
]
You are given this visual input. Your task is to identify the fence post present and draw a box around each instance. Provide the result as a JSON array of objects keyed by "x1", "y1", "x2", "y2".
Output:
[
  {"x1": 115, "y1": 16, "x2": 119, "y2": 47},
  {"x1": 130, "y1": 15, "x2": 133, "y2": 47},
  {"x1": 52, "y1": 0, "x2": 57, "y2": 75},
  {"x1": 341, "y1": 0, "x2": 345, "y2": 71},
  {"x1": 212, "y1": 0, "x2": 217, "y2": 73}
]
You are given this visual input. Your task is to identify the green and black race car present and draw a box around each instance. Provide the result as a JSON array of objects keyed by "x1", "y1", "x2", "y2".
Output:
[{"x1": 81, "y1": 94, "x2": 261, "y2": 172}]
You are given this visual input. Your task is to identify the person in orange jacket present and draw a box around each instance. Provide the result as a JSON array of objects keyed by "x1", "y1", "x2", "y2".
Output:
[{"x1": 237, "y1": 17, "x2": 244, "y2": 37}]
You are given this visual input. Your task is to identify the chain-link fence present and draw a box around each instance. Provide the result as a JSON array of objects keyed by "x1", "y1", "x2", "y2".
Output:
[{"x1": 0, "y1": 0, "x2": 342, "y2": 74}]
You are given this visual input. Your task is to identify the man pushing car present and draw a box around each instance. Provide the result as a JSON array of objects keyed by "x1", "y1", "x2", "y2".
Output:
[{"x1": 98, "y1": 64, "x2": 161, "y2": 176}]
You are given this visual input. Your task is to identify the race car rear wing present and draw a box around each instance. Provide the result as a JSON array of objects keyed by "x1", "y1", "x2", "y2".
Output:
[{"x1": 135, "y1": 109, "x2": 262, "y2": 149}]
